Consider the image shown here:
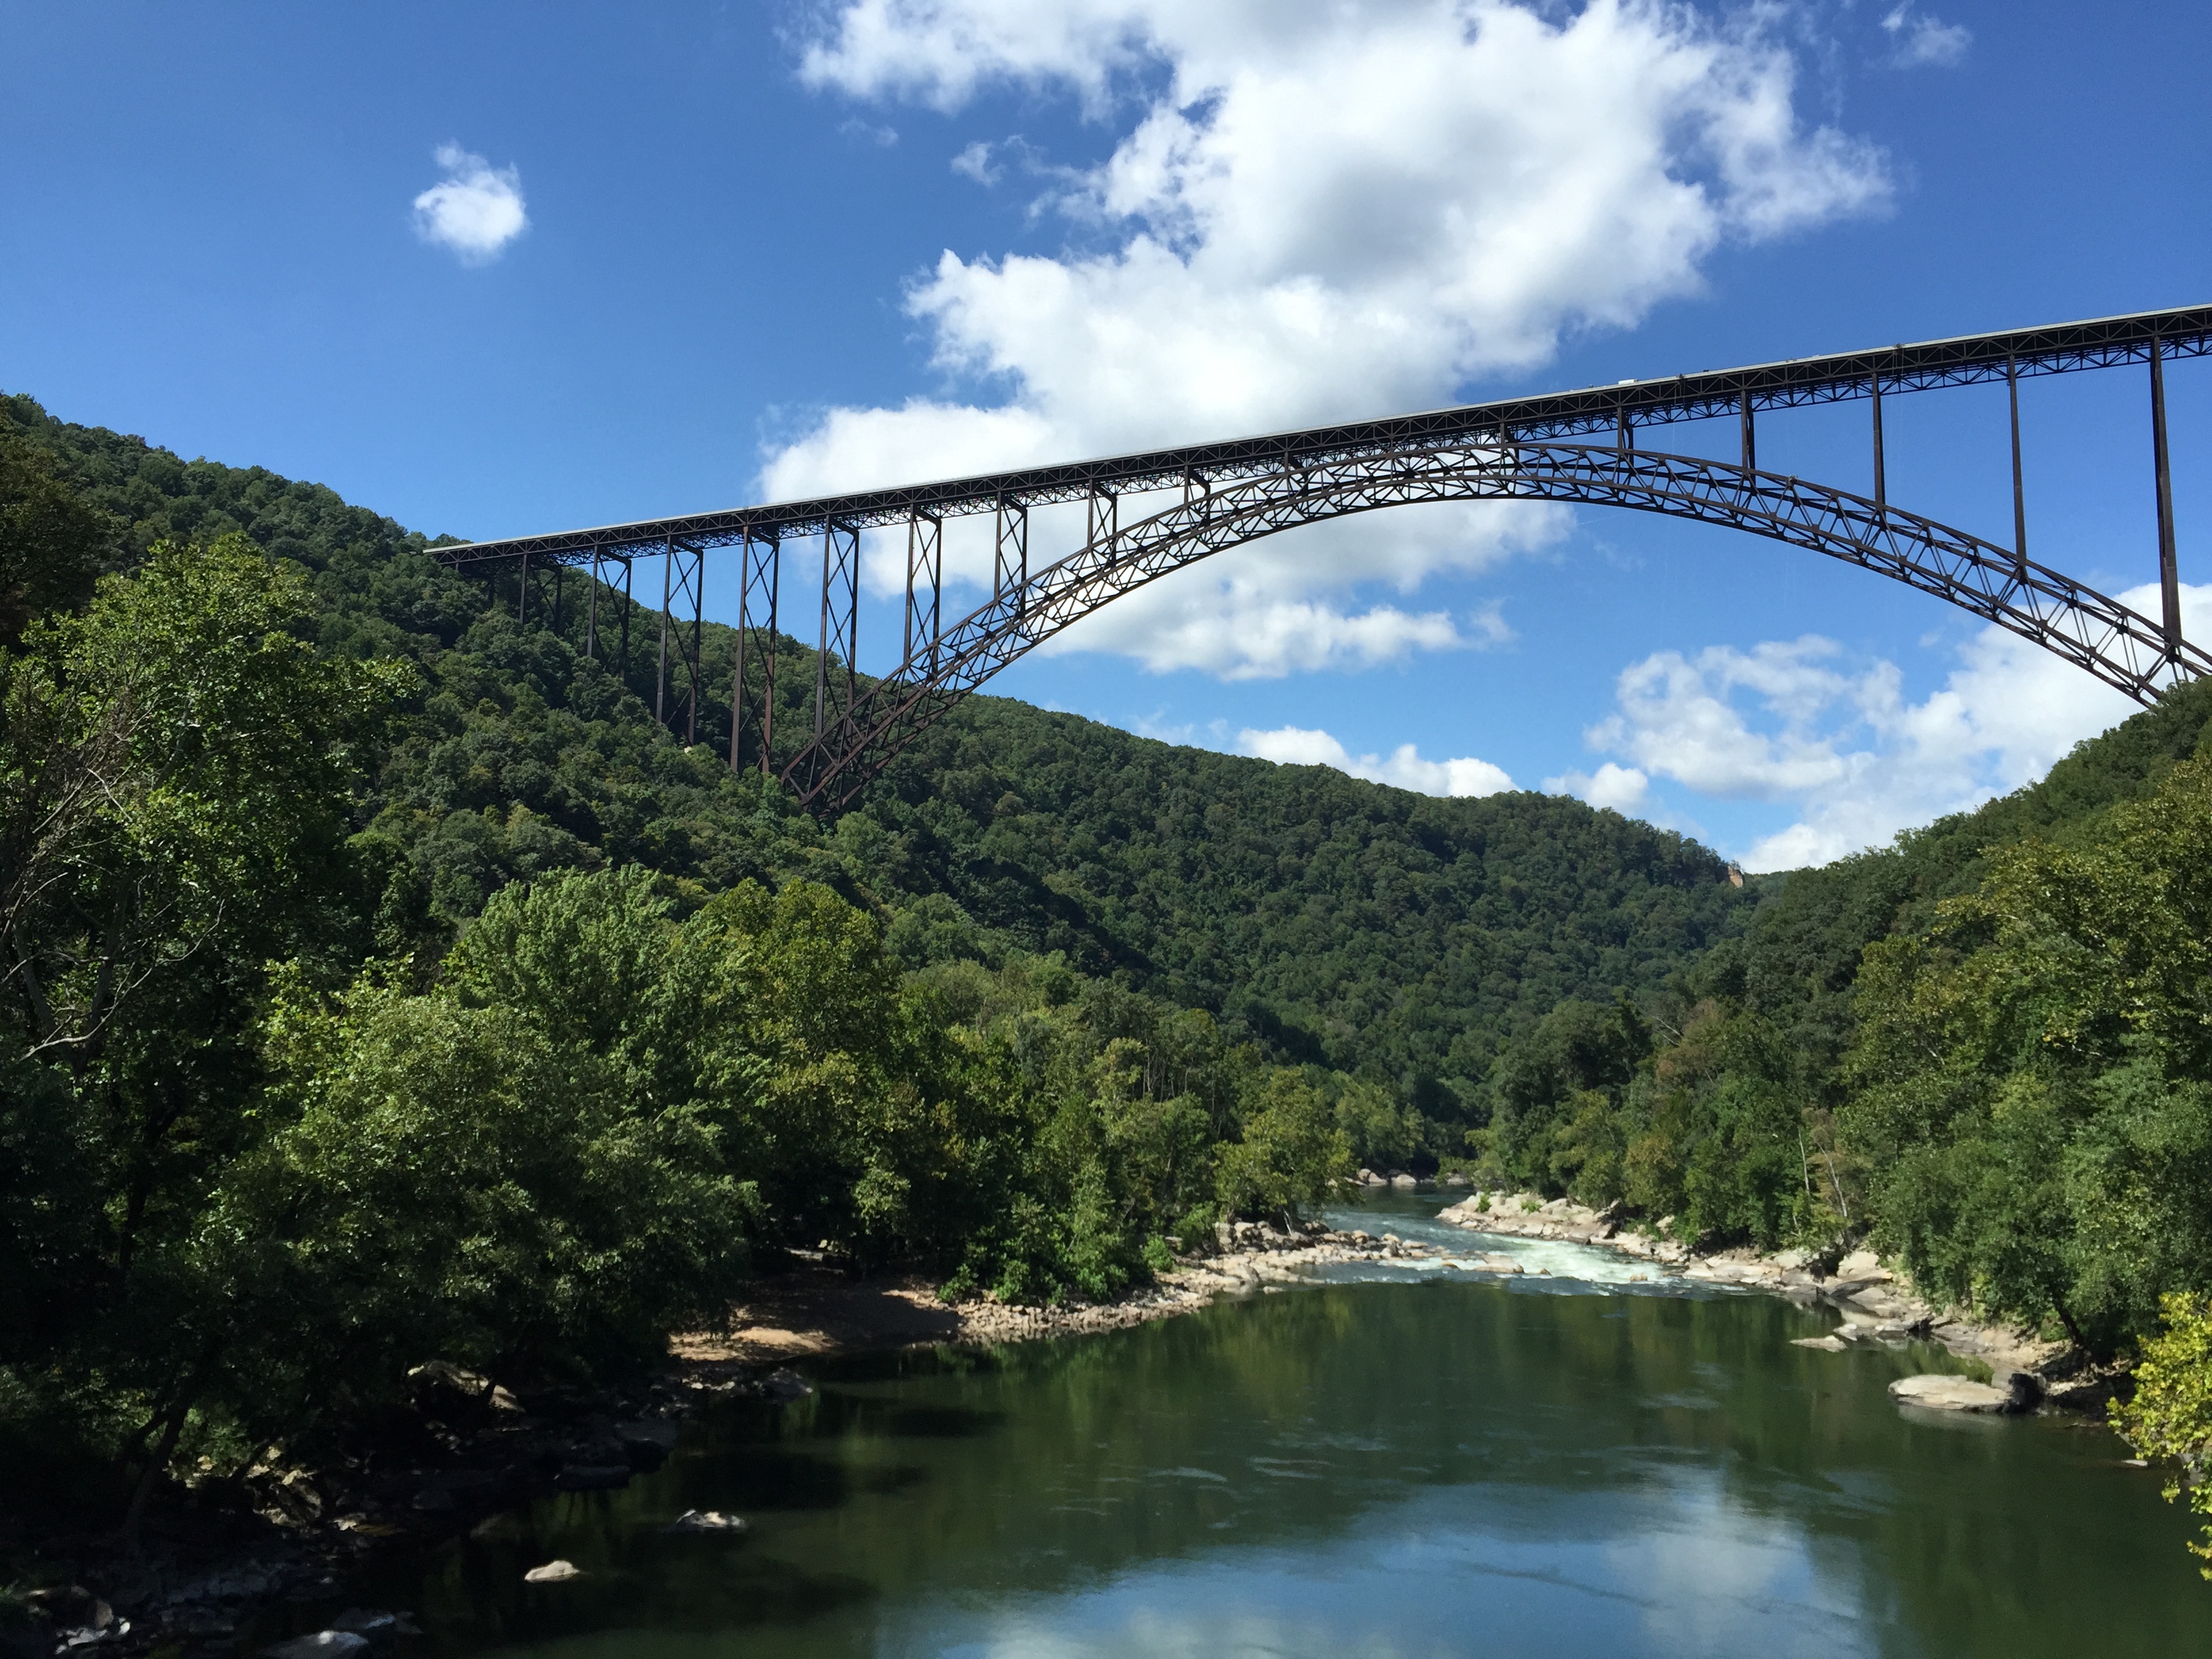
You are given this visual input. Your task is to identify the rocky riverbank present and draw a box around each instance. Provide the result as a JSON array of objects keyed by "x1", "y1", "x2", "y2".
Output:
[
  {"x1": 1430, "y1": 1189, "x2": 2116, "y2": 1412},
  {"x1": 3, "y1": 1207, "x2": 2109, "y2": 1654}
]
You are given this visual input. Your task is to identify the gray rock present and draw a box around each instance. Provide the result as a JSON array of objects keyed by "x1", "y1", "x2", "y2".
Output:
[
  {"x1": 1792, "y1": 1336, "x2": 1849, "y2": 1353},
  {"x1": 1887, "y1": 1374, "x2": 2024, "y2": 1413},
  {"x1": 262, "y1": 1634, "x2": 369, "y2": 1659},
  {"x1": 762, "y1": 1368, "x2": 815, "y2": 1401},
  {"x1": 522, "y1": 1559, "x2": 582, "y2": 1584},
  {"x1": 616, "y1": 1419, "x2": 679, "y2": 1469},
  {"x1": 329, "y1": 1609, "x2": 397, "y2": 1642},
  {"x1": 1389, "y1": 1173, "x2": 1418, "y2": 1189},
  {"x1": 665, "y1": 1509, "x2": 747, "y2": 1534}
]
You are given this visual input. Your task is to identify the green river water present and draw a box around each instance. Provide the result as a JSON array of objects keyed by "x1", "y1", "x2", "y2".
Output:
[{"x1": 332, "y1": 1194, "x2": 2210, "y2": 1657}]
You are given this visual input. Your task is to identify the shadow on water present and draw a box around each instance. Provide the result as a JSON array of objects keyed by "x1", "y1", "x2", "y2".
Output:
[{"x1": 327, "y1": 1193, "x2": 2212, "y2": 1658}]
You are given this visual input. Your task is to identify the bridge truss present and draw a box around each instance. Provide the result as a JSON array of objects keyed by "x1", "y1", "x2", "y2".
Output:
[{"x1": 437, "y1": 304, "x2": 2212, "y2": 811}]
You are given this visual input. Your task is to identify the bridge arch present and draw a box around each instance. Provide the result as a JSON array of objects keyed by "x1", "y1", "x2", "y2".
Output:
[{"x1": 787, "y1": 437, "x2": 2210, "y2": 807}]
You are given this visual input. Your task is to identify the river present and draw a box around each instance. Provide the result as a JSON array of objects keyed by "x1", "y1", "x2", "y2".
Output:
[{"x1": 333, "y1": 1192, "x2": 2210, "y2": 1657}]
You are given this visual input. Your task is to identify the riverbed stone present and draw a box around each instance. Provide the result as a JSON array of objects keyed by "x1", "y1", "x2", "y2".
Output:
[
  {"x1": 1887, "y1": 1374, "x2": 2022, "y2": 1413},
  {"x1": 1792, "y1": 1336, "x2": 1849, "y2": 1353},
  {"x1": 523, "y1": 1560, "x2": 582, "y2": 1584}
]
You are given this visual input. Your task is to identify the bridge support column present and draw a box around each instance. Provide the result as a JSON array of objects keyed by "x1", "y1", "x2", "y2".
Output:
[
  {"x1": 905, "y1": 510, "x2": 942, "y2": 676},
  {"x1": 682, "y1": 544, "x2": 703, "y2": 743},
  {"x1": 1871, "y1": 375, "x2": 1886, "y2": 510},
  {"x1": 649, "y1": 539, "x2": 705, "y2": 739},
  {"x1": 813, "y1": 520, "x2": 861, "y2": 755},
  {"x1": 994, "y1": 496, "x2": 1027, "y2": 617},
  {"x1": 619, "y1": 556, "x2": 632, "y2": 684},
  {"x1": 656, "y1": 535, "x2": 673, "y2": 725},
  {"x1": 733, "y1": 532, "x2": 779, "y2": 775},
  {"x1": 1739, "y1": 390, "x2": 1756, "y2": 472},
  {"x1": 517, "y1": 550, "x2": 528, "y2": 622},
  {"x1": 2008, "y1": 352, "x2": 2028, "y2": 569},
  {"x1": 2154, "y1": 340, "x2": 2182, "y2": 657},
  {"x1": 1086, "y1": 486, "x2": 1117, "y2": 557},
  {"x1": 586, "y1": 549, "x2": 602, "y2": 659}
]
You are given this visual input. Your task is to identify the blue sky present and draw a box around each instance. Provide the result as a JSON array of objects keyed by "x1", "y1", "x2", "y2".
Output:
[{"x1": 4, "y1": 0, "x2": 2208, "y2": 867}]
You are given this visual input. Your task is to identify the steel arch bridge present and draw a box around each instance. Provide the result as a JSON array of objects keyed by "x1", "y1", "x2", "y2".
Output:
[{"x1": 439, "y1": 304, "x2": 2210, "y2": 811}]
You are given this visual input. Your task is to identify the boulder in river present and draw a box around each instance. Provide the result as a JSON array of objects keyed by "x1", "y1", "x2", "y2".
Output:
[
  {"x1": 329, "y1": 1608, "x2": 400, "y2": 1642},
  {"x1": 666, "y1": 1509, "x2": 747, "y2": 1534},
  {"x1": 1887, "y1": 1374, "x2": 2028, "y2": 1414},
  {"x1": 762, "y1": 1368, "x2": 815, "y2": 1401},
  {"x1": 523, "y1": 1560, "x2": 583, "y2": 1584},
  {"x1": 616, "y1": 1419, "x2": 680, "y2": 1469}
]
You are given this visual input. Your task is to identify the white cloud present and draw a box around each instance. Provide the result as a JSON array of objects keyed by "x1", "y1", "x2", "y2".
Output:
[
  {"x1": 1881, "y1": 6, "x2": 1971, "y2": 68},
  {"x1": 411, "y1": 144, "x2": 527, "y2": 264},
  {"x1": 1240, "y1": 724, "x2": 1514, "y2": 796},
  {"x1": 951, "y1": 139, "x2": 1001, "y2": 184},
  {"x1": 1565, "y1": 583, "x2": 2212, "y2": 871},
  {"x1": 1546, "y1": 761, "x2": 1651, "y2": 815},
  {"x1": 779, "y1": 0, "x2": 1890, "y2": 678}
]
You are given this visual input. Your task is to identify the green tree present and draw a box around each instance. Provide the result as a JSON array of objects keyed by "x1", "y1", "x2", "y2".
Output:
[
  {"x1": 1844, "y1": 756, "x2": 2212, "y2": 1349},
  {"x1": 0, "y1": 535, "x2": 409, "y2": 1521},
  {"x1": 1217, "y1": 1070, "x2": 1353, "y2": 1223},
  {"x1": 0, "y1": 428, "x2": 112, "y2": 644},
  {"x1": 2110, "y1": 1293, "x2": 2212, "y2": 1579}
]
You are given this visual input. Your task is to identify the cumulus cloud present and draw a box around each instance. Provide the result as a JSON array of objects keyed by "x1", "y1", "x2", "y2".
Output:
[
  {"x1": 1545, "y1": 761, "x2": 1651, "y2": 815},
  {"x1": 411, "y1": 144, "x2": 527, "y2": 264},
  {"x1": 951, "y1": 139, "x2": 1002, "y2": 184},
  {"x1": 778, "y1": 0, "x2": 1890, "y2": 678},
  {"x1": 1240, "y1": 724, "x2": 1515, "y2": 796},
  {"x1": 1563, "y1": 583, "x2": 2212, "y2": 870},
  {"x1": 1881, "y1": 5, "x2": 1971, "y2": 68}
]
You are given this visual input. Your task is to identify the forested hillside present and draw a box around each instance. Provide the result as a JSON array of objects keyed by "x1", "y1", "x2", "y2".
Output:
[{"x1": 0, "y1": 390, "x2": 1753, "y2": 1122}]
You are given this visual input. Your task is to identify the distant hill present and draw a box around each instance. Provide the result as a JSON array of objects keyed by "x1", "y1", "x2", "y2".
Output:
[
  {"x1": 0, "y1": 391, "x2": 1758, "y2": 1130},
  {"x1": 1702, "y1": 672, "x2": 2212, "y2": 1082}
]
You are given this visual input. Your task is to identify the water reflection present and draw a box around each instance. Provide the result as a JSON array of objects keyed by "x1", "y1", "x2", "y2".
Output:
[{"x1": 346, "y1": 1195, "x2": 2209, "y2": 1658}]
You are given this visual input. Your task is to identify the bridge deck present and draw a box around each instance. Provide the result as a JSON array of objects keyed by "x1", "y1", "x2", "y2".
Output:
[{"x1": 436, "y1": 304, "x2": 2212, "y2": 566}]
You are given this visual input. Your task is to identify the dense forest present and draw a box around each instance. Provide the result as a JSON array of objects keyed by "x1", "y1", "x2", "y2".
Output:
[
  {"x1": 0, "y1": 391, "x2": 1754, "y2": 1151},
  {"x1": 0, "y1": 394, "x2": 1749, "y2": 1525},
  {"x1": 5, "y1": 391, "x2": 2211, "y2": 1567}
]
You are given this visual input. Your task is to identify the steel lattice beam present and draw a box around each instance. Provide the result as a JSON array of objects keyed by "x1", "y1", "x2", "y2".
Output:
[
  {"x1": 433, "y1": 303, "x2": 2212, "y2": 567},
  {"x1": 779, "y1": 440, "x2": 2212, "y2": 810},
  {"x1": 428, "y1": 301, "x2": 2208, "y2": 815}
]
